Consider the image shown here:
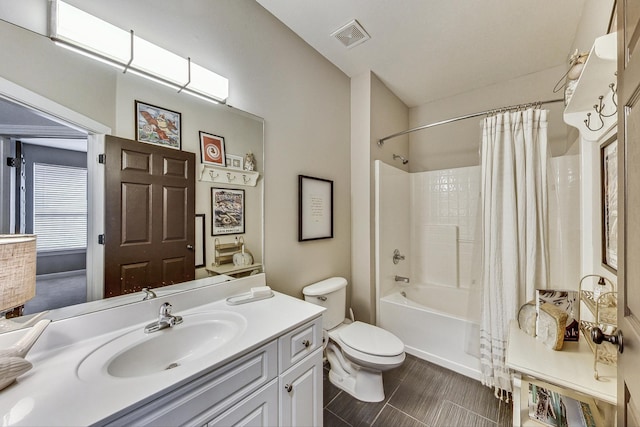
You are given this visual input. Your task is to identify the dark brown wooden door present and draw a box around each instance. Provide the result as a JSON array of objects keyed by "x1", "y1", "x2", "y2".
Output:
[
  {"x1": 104, "y1": 135, "x2": 195, "y2": 298},
  {"x1": 618, "y1": 1, "x2": 640, "y2": 424}
]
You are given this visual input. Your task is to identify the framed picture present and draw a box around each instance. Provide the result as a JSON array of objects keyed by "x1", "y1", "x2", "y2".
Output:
[
  {"x1": 200, "y1": 132, "x2": 226, "y2": 166},
  {"x1": 211, "y1": 188, "x2": 245, "y2": 235},
  {"x1": 195, "y1": 214, "x2": 206, "y2": 268},
  {"x1": 601, "y1": 135, "x2": 618, "y2": 272},
  {"x1": 298, "y1": 175, "x2": 333, "y2": 241},
  {"x1": 225, "y1": 154, "x2": 244, "y2": 170},
  {"x1": 135, "y1": 100, "x2": 181, "y2": 149}
]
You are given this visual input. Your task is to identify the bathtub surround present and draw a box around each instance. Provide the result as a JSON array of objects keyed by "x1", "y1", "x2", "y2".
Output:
[{"x1": 479, "y1": 108, "x2": 550, "y2": 397}]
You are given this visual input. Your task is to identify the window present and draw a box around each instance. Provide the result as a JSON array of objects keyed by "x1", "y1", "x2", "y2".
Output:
[{"x1": 33, "y1": 163, "x2": 87, "y2": 251}]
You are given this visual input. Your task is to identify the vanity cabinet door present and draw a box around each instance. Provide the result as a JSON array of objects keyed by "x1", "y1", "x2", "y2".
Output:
[{"x1": 279, "y1": 348, "x2": 323, "y2": 427}]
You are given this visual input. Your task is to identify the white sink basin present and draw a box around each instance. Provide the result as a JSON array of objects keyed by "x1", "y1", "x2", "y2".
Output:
[{"x1": 77, "y1": 311, "x2": 246, "y2": 380}]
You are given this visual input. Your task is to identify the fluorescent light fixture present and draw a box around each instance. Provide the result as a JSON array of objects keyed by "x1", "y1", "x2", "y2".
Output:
[{"x1": 49, "y1": 0, "x2": 229, "y2": 103}]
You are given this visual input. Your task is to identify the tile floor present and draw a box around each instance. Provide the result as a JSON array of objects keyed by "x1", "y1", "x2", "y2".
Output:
[{"x1": 323, "y1": 354, "x2": 513, "y2": 427}]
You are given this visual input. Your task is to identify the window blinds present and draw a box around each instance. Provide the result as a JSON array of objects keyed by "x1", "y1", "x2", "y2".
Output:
[{"x1": 33, "y1": 163, "x2": 88, "y2": 251}]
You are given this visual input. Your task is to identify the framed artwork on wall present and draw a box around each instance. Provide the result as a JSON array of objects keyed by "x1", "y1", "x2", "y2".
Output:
[
  {"x1": 298, "y1": 175, "x2": 333, "y2": 241},
  {"x1": 225, "y1": 154, "x2": 244, "y2": 170},
  {"x1": 211, "y1": 188, "x2": 245, "y2": 235},
  {"x1": 601, "y1": 135, "x2": 618, "y2": 272},
  {"x1": 195, "y1": 214, "x2": 206, "y2": 268},
  {"x1": 135, "y1": 100, "x2": 182, "y2": 149},
  {"x1": 200, "y1": 132, "x2": 226, "y2": 166}
]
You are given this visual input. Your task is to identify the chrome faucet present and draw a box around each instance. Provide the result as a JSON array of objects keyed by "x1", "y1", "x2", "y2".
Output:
[
  {"x1": 144, "y1": 302, "x2": 183, "y2": 333},
  {"x1": 141, "y1": 287, "x2": 157, "y2": 301},
  {"x1": 394, "y1": 275, "x2": 410, "y2": 284}
]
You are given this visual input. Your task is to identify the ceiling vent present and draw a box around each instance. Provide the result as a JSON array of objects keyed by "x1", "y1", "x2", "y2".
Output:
[{"x1": 331, "y1": 19, "x2": 370, "y2": 49}]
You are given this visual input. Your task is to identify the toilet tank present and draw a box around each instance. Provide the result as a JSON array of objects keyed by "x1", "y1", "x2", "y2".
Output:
[{"x1": 302, "y1": 277, "x2": 347, "y2": 330}]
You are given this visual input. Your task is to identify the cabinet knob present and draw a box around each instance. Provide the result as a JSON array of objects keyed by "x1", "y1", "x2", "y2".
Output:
[
  {"x1": 591, "y1": 326, "x2": 624, "y2": 354},
  {"x1": 302, "y1": 339, "x2": 311, "y2": 348},
  {"x1": 284, "y1": 383, "x2": 293, "y2": 392}
]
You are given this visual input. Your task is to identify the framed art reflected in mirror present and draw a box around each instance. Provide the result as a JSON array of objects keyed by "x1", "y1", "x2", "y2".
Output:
[
  {"x1": 195, "y1": 214, "x2": 206, "y2": 268},
  {"x1": 601, "y1": 135, "x2": 618, "y2": 272}
]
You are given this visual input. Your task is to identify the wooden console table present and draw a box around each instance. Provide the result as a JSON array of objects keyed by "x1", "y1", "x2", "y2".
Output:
[{"x1": 506, "y1": 320, "x2": 616, "y2": 426}]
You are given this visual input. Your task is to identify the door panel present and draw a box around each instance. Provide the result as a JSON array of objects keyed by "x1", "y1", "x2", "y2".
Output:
[
  {"x1": 105, "y1": 135, "x2": 195, "y2": 298},
  {"x1": 618, "y1": 1, "x2": 640, "y2": 424}
]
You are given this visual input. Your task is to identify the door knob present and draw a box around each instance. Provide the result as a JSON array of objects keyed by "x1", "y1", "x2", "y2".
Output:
[
  {"x1": 591, "y1": 326, "x2": 624, "y2": 353},
  {"x1": 186, "y1": 244, "x2": 194, "y2": 250}
]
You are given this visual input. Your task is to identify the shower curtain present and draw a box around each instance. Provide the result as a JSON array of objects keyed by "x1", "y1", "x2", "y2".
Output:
[{"x1": 479, "y1": 108, "x2": 550, "y2": 399}]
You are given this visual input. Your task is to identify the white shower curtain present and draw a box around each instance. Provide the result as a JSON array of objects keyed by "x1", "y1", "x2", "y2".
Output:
[{"x1": 479, "y1": 108, "x2": 550, "y2": 399}]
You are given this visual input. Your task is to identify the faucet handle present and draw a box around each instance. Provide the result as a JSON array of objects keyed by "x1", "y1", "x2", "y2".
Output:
[{"x1": 159, "y1": 302, "x2": 172, "y2": 318}]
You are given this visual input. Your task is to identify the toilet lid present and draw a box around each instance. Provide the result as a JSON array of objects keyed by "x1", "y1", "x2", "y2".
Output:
[{"x1": 338, "y1": 321, "x2": 404, "y2": 357}]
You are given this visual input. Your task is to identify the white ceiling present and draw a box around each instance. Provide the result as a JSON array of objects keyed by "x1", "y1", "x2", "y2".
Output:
[{"x1": 256, "y1": 0, "x2": 588, "y2": 108}]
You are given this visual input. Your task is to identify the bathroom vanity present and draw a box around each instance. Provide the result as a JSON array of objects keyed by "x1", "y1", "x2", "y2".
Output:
[{"x1": 0, "y1": 274, "x2": 324, "y2": 426}]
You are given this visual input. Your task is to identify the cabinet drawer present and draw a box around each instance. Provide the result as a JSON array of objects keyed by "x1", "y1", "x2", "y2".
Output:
[
  {"x1": 206, "y1": 380, "x2": 278, "y2": 427},
  {"x1": 102, "y1": 341, "x2": 278, "y2": 427},
  {"x1": 278, "y1": 317, "x2": 322, "y2": 373}
]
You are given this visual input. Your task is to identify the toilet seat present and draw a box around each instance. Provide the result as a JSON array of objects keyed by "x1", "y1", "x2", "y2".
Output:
[
  {"x1": 338, "y1": 321, "x2": 404, "y2": 356},
  {"x1": 328, "y1": 322, "x2": 405, "y2": 370}
]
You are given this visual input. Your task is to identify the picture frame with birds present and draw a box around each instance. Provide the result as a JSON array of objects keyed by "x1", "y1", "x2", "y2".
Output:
[{"x1": 135, "y1": 100, "x2": 182, "y2": 150}]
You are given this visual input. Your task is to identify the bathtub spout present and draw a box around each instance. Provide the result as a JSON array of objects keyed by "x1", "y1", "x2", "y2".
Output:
[{"x1": 394, "y1": 275, "x2": 410, "y2": 284}]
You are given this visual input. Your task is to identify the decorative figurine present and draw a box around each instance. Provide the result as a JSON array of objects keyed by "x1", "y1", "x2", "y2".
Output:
[{"x1": 244, "y1": 152, "x2": 256, "y2": 171}]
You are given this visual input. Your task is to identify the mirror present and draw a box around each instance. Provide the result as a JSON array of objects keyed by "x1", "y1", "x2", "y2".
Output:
[{"x1": 0, "y1": 91, "x2": 264, "y2": 330}]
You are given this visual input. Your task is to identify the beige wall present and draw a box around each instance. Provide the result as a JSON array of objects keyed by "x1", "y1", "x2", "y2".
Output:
[
  {"x1": 0, "y1": 0, "x2": 351, "y2": 298},
  {"x1": 351, "y1": 71, "x2": 409, "y2": 322}
]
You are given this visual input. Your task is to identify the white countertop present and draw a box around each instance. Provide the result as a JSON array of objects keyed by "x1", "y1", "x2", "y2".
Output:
[
  {"x1": 0, "y1": 275, "x2": 324, "y2": 426},
  {"x1": 506, "y1": 320, "x2": 616, "y2": 405}
]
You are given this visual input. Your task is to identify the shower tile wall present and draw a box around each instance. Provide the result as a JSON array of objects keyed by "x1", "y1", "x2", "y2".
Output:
[
  {"x1": 549, "y1": 155, "x2": 581, "y2": 287},
  {"x1": 411, "y1": 166, "x2": 481, "y2": 289},
  {"x1": 410, "y1": 157, "x2": 580, "y2": 290}
]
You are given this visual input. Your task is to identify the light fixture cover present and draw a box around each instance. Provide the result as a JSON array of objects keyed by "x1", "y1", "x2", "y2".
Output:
[
  {"x1": 50, "y1": 0, "x2": 229, "y2": 103},
  {"x1": 0, "y1": 235, "x2": 36, "y2": 312}
]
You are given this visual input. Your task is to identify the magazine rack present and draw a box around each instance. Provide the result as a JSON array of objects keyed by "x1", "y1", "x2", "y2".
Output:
[{"x1": 578, "y1": 274, "x2": 617, "y2": 380}]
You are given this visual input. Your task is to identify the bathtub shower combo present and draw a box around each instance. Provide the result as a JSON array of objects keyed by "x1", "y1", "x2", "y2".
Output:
[{"x1": 374, "y1": 154, "x2": 580, "y2": 380}]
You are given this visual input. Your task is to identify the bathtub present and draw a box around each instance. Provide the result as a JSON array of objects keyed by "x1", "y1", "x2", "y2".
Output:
[{"x1": 378, "y1": 284, "x2": 482, "y2": 380}]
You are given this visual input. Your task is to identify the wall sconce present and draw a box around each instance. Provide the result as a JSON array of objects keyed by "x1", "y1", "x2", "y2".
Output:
[{"x1": 49, "y1": 0, "x2": 229, "y2": 104}]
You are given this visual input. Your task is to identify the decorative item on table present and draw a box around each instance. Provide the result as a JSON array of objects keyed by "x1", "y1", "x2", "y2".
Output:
[
  {"x1": 200, "y1": 132, "x2": 226, "y2": 166},
  {"x1": 537, "y1": 303, "x2": 567, "y2": 351},
  {"x1": 536, "y1": 289, "x2": 579, "y2": 342},
  {"x1": 518, "y1": 300, "x2": 537, "y2": 337},
  {"x1": 135, "y1": 101, "x2": 182, "y2": 150},
  {"x1": 232, "y1": 244, "x2": 254, "y2": 266},
  {"x1": 0, "y1": 234, "x2": 51, "y2": 391},
  {"x1": 243, "y1": 151, "x2": 256, "y2": 171},
  {"x1": 225, "y1": 154, "x2": 244, "y2": 170}
]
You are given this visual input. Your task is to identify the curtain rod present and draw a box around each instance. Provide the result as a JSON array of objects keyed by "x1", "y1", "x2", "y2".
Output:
[{"x1": 377, "y1": 98, "x2": 564, "y2": 146}]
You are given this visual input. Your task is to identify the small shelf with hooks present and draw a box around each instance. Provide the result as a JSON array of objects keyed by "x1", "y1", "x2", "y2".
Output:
[
  {"x1": 563, "y1": 32, "x2": 617, "y2": 141},
  {"x1": 198, "y1": 164, "x2": 260, "y2": 187}
]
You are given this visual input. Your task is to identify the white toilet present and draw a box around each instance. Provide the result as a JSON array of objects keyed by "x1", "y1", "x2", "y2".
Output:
[{"x1": 303, "y1": 277, "x2": 405, "y2": 402}]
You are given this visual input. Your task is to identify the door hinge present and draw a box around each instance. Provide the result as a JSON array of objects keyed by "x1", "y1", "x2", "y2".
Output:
[
  {"x1": 98, "y1": 154, "x2": 105, "y2": 164},
  {"x1": 98, "y1": 234, "x2": 105, "y2": 245},
  {"x1": 6, "y1": 157, "x2": 18, "y2": 167}
]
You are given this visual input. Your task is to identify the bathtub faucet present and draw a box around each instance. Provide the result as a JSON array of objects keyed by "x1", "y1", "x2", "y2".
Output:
[{"x1": 394, "y1": 275, "x2": 410, "y2": 284}]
